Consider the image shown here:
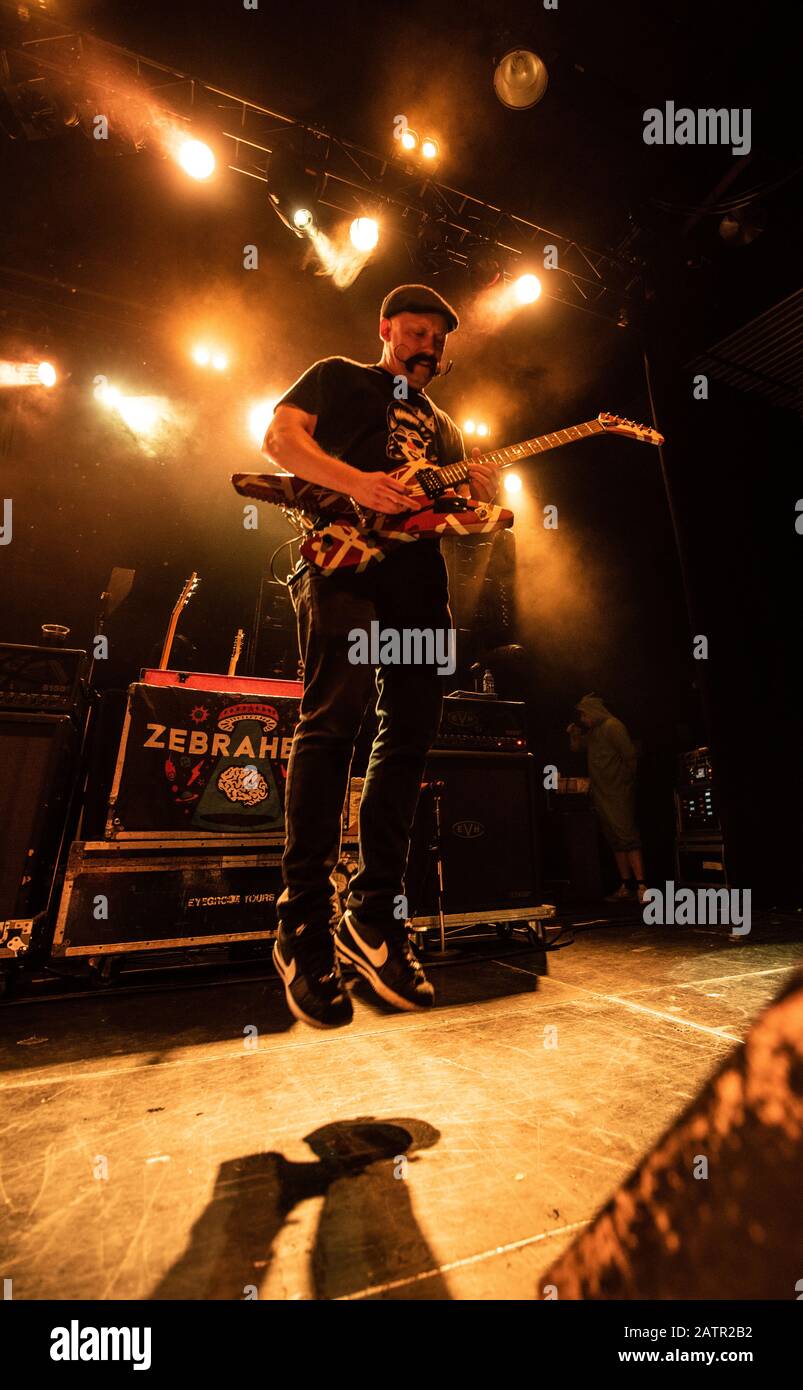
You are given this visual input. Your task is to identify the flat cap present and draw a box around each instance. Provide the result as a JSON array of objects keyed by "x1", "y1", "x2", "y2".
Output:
[{"x1": 380, "y1": 283, "x2": 459, "y2": 332}]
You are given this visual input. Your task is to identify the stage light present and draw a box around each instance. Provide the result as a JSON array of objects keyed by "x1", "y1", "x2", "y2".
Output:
[
  {"x1": 514, "y1": 273, "x2": 542, "y2": 304},
  {"x1": 192, "y1": 345, "x2": 211, "y2": 366},
  {"x1": 0, "y1": 359, "x2": 60, "y2": 387},
  {"x1": 467, "y1": 245, "x2": 502, "y2": 288},
  {"x1": 476, "y1": 422, "x2": 490, "y2": 438},
  {"x1": 94, "y1": 380, "x2": 165, "y2": 436},
  {"x1": 177, "y1": 138, "x2": 215, "y2": 181},
  {"x1": 94, "y1": 380, "x2": 120, "y2": 406},
  {"x1": 350, "y1": 217, "x2": 379, "y2": 252},
  {"x1": 267, "y1": 135, "x2": 323, "y2": 237},
  {"x1": 504, "y1": 473, "x2": 522, "y2": 495},
  {"x1": 248, "y1": 399, "x2": 277, "y2": 446},
  {"x1": 117, "y1": 397, "x2": 159, "y2": 434},
  {"x1": 493, "y1": 48, "x2": 549, "y2": 110},
  {"x1": 211, "y1": 352, "x2": 228, "y2": 371},
  {"x1": 421, "y1": 137, "x2": 439, "y2": 160},
  {"x1": 463, "y1": 419, "x2": 476, "y2": 435},
  {"x1": 400, "y1": 129, "x2": 418, "y2": 151}
]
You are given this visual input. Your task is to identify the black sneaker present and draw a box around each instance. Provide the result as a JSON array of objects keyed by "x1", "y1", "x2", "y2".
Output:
[
  {"x1": 335, "y1": 910, "x2": 435, "y2": 1012},
  {"x1": 273, "y1": 924, "x2": 354, "y2": 1029}
]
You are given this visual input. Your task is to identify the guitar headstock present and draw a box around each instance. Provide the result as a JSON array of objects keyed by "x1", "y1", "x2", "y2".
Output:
[
  {"x1": 178, "y1": 572, "x2": 200, "y2": 610},
  {"x1": 598, "y1": 413, "x2": 664, "y2": 446}
]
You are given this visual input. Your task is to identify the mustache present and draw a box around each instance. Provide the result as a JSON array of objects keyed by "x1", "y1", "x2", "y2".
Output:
[{"x1": 399, "y1": 350, "x2": 438, "y2": 371}]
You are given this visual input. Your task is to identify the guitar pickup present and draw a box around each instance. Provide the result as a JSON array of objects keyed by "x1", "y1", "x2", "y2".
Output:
[
  {"x1": 416, "y1": 468, "x2": 442, "y2": 499},
  {"x1": 433, "y1": 496, "x2": 470, "y2": 513}
]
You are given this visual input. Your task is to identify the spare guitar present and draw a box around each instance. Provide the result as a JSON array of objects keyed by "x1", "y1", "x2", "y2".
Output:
[
  {"x1": 227, "y1": 628, "x2": 245, "y2": 677},
  {"x1": 157, "y1": 572, "x2": 200, "y2": 670},
  {"x1": 232, "y1": 413, "x2": 664, "y2": 575}
]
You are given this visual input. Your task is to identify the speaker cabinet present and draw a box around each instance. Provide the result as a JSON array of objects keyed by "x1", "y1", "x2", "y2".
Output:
[
  {"x1": 0, "y1": 712, "x2": 78, "y2": 926},
  {"x1": 406, "y1": 751, "x2": 542, "y2": 916}
]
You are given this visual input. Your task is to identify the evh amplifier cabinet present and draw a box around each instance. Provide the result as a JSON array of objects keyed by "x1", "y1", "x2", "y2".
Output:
[
  {"x1": 106, "y1": 680, "x2": 300, "y2": 840},
  {"x1": 51, "y1": 840, "x2": 283, "y2": 957},
  {"x1": 406, "y1": 749, "x2": 543, "y2": 918}
]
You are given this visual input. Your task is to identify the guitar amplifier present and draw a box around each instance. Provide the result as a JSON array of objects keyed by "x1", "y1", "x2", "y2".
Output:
[
  {"x1": 432, "y1": 694, "x2": 528, "y2": 752},
  {"x1": 0, "y1": 711, "x2": 79, "y2": 955},
  {"x1": 0, "y1": 643, "x2": 86, "y2": 716},
  {"x1": 406, "y1": 750, "x2": 542, "y2": 916},
  {"x1": 105, "y1": 679, "x2": 300, "y2": 840}
]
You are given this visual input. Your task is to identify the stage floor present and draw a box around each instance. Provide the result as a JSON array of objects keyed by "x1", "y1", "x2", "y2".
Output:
[{"x1": 2, "y1": 910, "x2": 802, "y2": 1300}]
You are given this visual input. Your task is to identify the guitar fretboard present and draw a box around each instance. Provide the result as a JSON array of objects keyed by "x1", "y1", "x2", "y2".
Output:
[{"x1": 436, "y1": 419, "x2": 605, "y2": 487}]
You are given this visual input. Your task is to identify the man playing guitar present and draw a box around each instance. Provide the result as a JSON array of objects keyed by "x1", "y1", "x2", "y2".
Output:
[{"x1": 264, "y1": 285, "x2": 497, "y2": 1028}]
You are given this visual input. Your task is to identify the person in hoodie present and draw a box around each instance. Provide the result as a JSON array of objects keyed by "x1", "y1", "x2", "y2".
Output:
[{"x1": 567, "y1": 693, "x2": 647, "y2": 903}]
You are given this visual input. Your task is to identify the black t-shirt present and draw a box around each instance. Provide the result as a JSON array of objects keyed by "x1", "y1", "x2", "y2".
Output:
[{"x1": 276, "y1": 356, "x2": 465, "y2": 477}]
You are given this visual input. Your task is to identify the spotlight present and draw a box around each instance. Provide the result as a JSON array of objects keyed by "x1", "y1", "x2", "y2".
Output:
[
  {"x1": 94, "y1": 380, "x2": 120, "y2": 406},
  {"x1": 211, "y1": 352, "x2": 228, "y2": 371},
  {"x1": 94, "y1": 381, "x2": 163, "y2": 436},
  {"x1": 400, "y1": 129, "x2": 418, "y2": 151},
  {"x1": 504, "y1": 473, "x2": 522, "y2": 495},
  {"x1": 0, "y1": 359, "x2": 60, "y2": 387},
  {"x1": 117, "y1": 398, "x2": 159, "y2": 434},
  {"x1": 192, "y1": 345, "x2": 211, "y2": 366},
  {"x1": 421, "y1": 137, "x2": 439, "y2": 160},
  {"x1": 493, "y1": 48, "x2": 549, "y2": 110},
  {"x1": 514, "y1": 273, "x2": 542, "y2": 304},
  {"x1": 476, "y1": 422, "x2": 490, "y2": 438},
  {"x1": 267, "y1": 135, "x2": 323, "y2": 237},
  {"x1": 467, "y1": 245, "x2": 502, "y2": 289},
  {"x1": 248, "y1": 399, "x2": 277, "y2": 446},
  {"x1": 350, "y1": 217, "x2": 379, "y2": 252},
  {"x1": 463, "y1": 419, "x2": 476, "y2": 435},
  {"x1": 415, "y1": 218, "x2": 447, "y2": 273},
  {"x1": 177, "y1": 138, "x2": 216, "y2": 180}
]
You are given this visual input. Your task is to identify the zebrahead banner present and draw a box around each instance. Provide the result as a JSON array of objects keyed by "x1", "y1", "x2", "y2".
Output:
[{"x1": 108, "y1": 682, "x2": 300, "y2": 835}]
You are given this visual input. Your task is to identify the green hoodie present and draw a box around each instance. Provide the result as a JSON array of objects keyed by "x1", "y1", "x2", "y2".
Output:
[{"x1": 574, "y1": 693, "x2": 637, "y2": 791}]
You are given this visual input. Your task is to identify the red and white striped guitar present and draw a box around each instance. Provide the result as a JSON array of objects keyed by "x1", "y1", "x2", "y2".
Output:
[{"x1": 232, "y1": 412, "x2": 664, "y2": 574}]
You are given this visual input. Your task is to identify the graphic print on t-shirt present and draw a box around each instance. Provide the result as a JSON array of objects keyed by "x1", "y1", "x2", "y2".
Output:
[{"x1": 386, "y1": 398, "x2": 439, "y2": 467}]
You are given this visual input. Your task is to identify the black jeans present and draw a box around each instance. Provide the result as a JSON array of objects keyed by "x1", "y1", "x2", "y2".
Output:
[{"x1": 277, "y1": 542, "x2": 451, "y2": 938}]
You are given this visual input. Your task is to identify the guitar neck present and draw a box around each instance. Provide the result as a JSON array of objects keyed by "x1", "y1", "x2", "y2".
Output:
[
  {"x1": 437, "y1": 419, "x2": 606, "y2": 486},
  {"x1": 158, "y1": 619, "x2": 179, "y2": 672}
]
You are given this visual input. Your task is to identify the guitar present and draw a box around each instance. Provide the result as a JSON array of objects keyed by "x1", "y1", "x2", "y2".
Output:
[
  {"x1": 158, "y1": 572, "x2": 200, "y2": 670},
  {"x1": 232, "y1": 413, "x2": 664, "y2": 575},
  {"x1": 227, "y1": 628, "x2": 245, "y2": 677}
]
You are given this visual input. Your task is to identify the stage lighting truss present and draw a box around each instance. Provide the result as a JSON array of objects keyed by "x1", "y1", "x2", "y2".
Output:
[{"x1": 0, "y1": 19, "x2": 647, "y2": 322}]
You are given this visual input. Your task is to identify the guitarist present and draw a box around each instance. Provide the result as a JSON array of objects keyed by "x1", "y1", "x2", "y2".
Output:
[{"x1": 265, "y1": 284, "x2": 498, "y2": 1028}]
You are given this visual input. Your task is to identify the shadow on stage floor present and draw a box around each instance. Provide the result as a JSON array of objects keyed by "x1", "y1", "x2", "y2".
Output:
[{"x1": 1, "y1": 908, "x2": 802, "y2": 1299}]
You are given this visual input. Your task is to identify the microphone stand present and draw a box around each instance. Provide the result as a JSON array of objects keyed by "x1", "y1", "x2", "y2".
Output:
[{"x1": 419, "y1": 780, "x2": 460, "y2": 959}]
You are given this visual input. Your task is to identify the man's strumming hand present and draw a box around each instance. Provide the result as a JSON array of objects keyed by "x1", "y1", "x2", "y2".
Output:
[{"x1": 348, "y1": 469, "x2": 413, "y2": 514}]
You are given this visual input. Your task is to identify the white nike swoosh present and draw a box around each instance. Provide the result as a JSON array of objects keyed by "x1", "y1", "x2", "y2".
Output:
[{"x1": 348, "y1": 917, "x2": 388, "y2": 968}]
